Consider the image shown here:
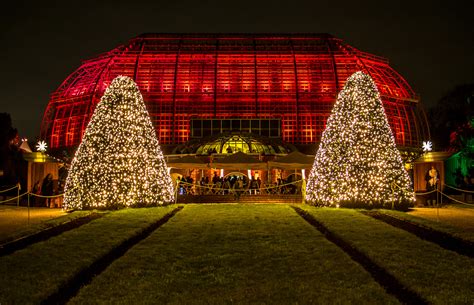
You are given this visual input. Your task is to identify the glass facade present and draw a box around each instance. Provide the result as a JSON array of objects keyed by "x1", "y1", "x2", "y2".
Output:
[
  {"x1": 41, "y1": 34, "x2": 429, "y2": 151},
  {"x1": 191, "y1": 119, "x2": 280, "y2": 138}
]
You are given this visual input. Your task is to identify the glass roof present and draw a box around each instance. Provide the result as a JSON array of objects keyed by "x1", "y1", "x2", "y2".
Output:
[{"x1": 176, "y1": 133, "x2": 290, "y2": 155}]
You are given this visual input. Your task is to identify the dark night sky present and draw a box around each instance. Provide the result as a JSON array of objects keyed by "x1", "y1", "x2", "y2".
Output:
[{"x1": 1, "y1": 0, "x2": 473, "y2": 140}]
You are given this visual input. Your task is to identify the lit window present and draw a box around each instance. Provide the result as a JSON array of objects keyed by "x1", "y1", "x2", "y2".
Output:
[
  {"x1": 162, "y1": 83, "x2": 172, "y2": 92},
  {"x1": 202, "y1": 84, "x2": 212, "y2": 93},
  {"x1": 223, "y1": 83, "x2": 230, "y2": 93},
  {"x1": 301, "y1": 83, "x2": 310, "y2": 92}
]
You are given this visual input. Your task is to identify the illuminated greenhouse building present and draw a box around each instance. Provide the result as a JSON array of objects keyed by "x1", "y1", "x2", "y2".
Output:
[{"x1": 41, "y1": 33, "x2": 429, "y2": 172}]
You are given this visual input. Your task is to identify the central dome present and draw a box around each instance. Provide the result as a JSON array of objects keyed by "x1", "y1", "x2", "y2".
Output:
[{"x1": 41, "y1": 33, "x2": 429, "y2": 152}]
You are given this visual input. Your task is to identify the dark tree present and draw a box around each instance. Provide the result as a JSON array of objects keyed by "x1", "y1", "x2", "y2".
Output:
[
  {"x1": 0, "y1": 113, "x2": 20, "y2": 185},
  {"x1": 428, "y1": 84, "x2": 474, "y2": 150}
]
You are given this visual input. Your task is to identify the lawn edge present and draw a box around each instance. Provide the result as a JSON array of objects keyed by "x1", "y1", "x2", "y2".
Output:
[
  {"x1": 41, "y1": 206, "x2": 183, "y2": 305},
  {"x1": 0, "y1": 213, "x2": 104, "y2": 256},
  {"x1": 361, "y1": 210, "x2": 474, "y2": 258},
  {"x1": 292, "y1": 206, "x2": 428, "y2": 305}
]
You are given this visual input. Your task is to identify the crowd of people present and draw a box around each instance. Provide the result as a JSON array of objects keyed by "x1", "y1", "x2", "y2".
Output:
[{"x1": 177, "y1": 173, "x2": 301, "y2": 196}]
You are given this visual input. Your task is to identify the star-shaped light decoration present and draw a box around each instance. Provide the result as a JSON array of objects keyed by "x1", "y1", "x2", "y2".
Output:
[
  {"x1": 36, "y1": 140, "x2": 48, "y2": 152},
  {"x1": 422, "y1": 141, "x2": 432, "y2": 152}
]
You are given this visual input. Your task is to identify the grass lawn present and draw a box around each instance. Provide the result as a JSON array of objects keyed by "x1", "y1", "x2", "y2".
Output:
[
  {"x1": 300, "y1": 206, "x2": 474, "y2": 305},
  {"x1": 0, "y1": 206, "x2": 92, "y2": 244},
  {"x1": 377, "y1": 208, "x2": 474, "y2": 242},
  {"x1": 0, "y1": 206, "x2": 176, "y2": 304},
  {"x1": 70, "y1": 204, "x2": 398, "y2": 305}
]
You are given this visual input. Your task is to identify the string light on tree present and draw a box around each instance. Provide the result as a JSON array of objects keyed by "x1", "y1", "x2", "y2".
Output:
[
  {"x1": 63, "y1": 76, "x2": 174, "y2": 210},
  {"x1": 305, "y1": 71, "x2": 415, "y2": 209},
  {"x1": 36, "y1": 140, "x2": 48, "y2": 152}
]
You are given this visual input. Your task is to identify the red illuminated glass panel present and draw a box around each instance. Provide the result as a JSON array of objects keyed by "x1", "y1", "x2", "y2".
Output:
[{"x1": 41, "y1": 34, "x2": 428, "y2": 151}]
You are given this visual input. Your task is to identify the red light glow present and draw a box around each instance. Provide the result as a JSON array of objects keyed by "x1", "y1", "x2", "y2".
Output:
[{"x1": 40, "y1": 34, "x2": 429, "y2": 150}]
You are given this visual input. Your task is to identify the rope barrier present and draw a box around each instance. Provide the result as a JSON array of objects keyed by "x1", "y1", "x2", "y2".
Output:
[
  {"x1": 176, "y1": 179, "x2": 303, "y2": 193},
  {"x1": 414, "y1": 190, "x2": 438, "y2": 196},
  {"x1": 1, "y1": 191, "x2": 65, "y2": 205},
  {"x1": 390, "y1": 180, "x2": 474, "y2": 207},
  {"x1": 0, "y1": 192, "x2": 28, "y2": 204},
  {"x1": 442, "y1": 183, "x2": 474, "y2": 194},
  {"x1": 390, "y1": 181, "x2": 436, "y2": 196},
  {"x1": 0, "y1": 183, "x2": 85, "y2": 206},
  {"x1": 0, "y1": 180, "x2": 470, "y2": 208},
  {"x1": 391, "y1": 181, "x2": 417, "y2": 192},
  {"x1": 438, "y1": 190, "x2": 474, "y2": 206},
  {"x1": 28, "y1": 193, "x2": 65, "y2": 199},
  {"x1": 0, "y1": 184, "x2": 19, "y2": 193},
  {"x1": 390, "y1": 180, "x2": 474, "y2": 208}
]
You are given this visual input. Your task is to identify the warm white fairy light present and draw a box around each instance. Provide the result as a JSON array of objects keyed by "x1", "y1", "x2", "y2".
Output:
[
  {"x1": 422, "y1": 141, "x2": 432, "y2": 152},
  {"x1": 36, "y1": 140, "x2": 48, "y2": 152},
  {"x1": 63, "y1": 76, "x2": 175, "y2": 209},
  {"x1": 305, "y1": 71, "x2": 415, "y2": 208}
]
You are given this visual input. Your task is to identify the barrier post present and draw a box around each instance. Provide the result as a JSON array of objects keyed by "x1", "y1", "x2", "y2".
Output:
[
  {"x1": 436, "y1": 189, "x2": 439, "y2": 222},
  {"x1": 301, "y1": 179, "x2": 306, "y2": 205},
  {"x1": 436, "y1": 183, "x2": 443, "y2": 222},
  {"x1": 391, "y1": 182, "x2": 395, "y2": 210},
  {"x1": 440, "y1": 184, "x2": 443, "y2": 206},
  {"x1": 436, "y1": 184, "x2": 439, "y2": 206},
  {"x1": 174, "y1": 182, "x2": 179, "y2": 205},
  {"x1": 27, "y1": 193, "x2": 30, "y2": 226},
  {"x1": 436, "y1": 202, "x2": 439, "y2": 222},
  {"x1": 17, "y1": 183, "x2": 20, "y2": 207}
]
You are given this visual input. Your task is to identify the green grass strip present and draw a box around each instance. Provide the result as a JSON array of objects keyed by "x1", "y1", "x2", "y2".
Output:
[
  {"x1": 377, "y1": 209, "x2": 474, "y2": 242},
  {"x1": 0, "y1": 206, "x2": 176, "y2": 304},
  {"x1": 300, "y1": 206, "x2": 474, "y2": 305},
  {"x1": 70, "y1": 204, "x2": 398, "y2": 305},
  {"x1": 0, "y1": 210, "x2": 96, "y2": 244}
]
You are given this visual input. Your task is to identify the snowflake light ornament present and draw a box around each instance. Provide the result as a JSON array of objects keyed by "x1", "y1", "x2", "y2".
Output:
[
  {"x1": 36, "y1": 140, "x2": 48, "y2": 152},
  {"x1": 422, "y1": 141, "x2": 432, "y2": 152}
]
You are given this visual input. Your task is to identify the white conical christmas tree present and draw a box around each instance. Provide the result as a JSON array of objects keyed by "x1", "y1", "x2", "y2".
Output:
[
  {"x1": 63, "y1": 76, "x2": 174, "y2": 209},
  {"x1": 306, "y1": 71, "x2": 415, "y2": 209}
]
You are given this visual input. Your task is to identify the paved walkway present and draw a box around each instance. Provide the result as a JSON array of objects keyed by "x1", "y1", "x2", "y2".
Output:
[{"x1": 0, "y1": 205, "x2": 65, "y2": 242}]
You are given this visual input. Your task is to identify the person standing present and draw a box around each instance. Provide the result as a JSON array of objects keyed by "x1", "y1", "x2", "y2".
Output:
[
  {"x1": 31, "y1": 180, "x2": 41, "y2": 207},
  {"x1": 212, "y1": 172, "x2": 219, "y2": 185},
  {"x1": 41, "y1": 173, "x2": 54, "y2": 207},
  {"x1": 199, "y1": 176, "x2": 206, "y2": 195},
  {"x1": 250, "y1": 176, "x2": 257, "y2": 195},
  {"x1": 425, "y1": 165, "x2": 439, "y2": 206},
  {"x1": 256, "y1": 177, "x2": 261, "y2": 194},
  {"x1": 233, "y1": 177, "x2": 244, "y2": 201}
]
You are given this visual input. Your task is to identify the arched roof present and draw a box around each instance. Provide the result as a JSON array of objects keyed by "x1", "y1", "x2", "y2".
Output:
[
  {"x1": 41, "y1": 33, "x2": 429, "y2": 150},
  {"x1": 192, "y1": 133, "x2": 290, "y2": 155}
]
